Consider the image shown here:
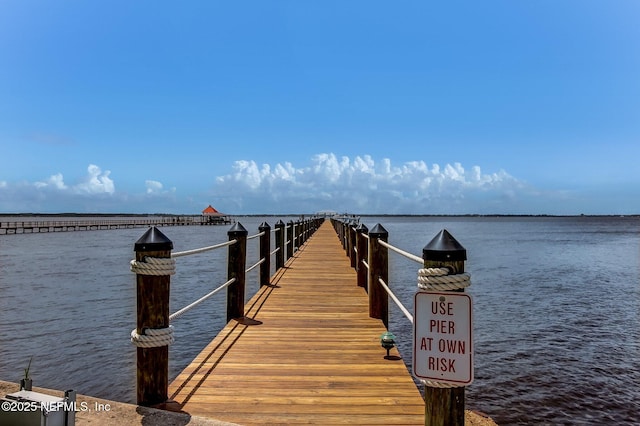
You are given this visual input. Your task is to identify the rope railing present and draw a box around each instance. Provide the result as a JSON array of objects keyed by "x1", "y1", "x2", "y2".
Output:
[
  {"x1": 330, "y1": 217, "x2": 474, "y2": 418},
  {"x1": 379, "y1": 277, "x2": 413, "y2": 323},
  {"x1": 377, "y1": 239, "x2": 423, "y2": 264},
  {"x1": 247, "y1": 231, "x2": 265, "y2": 240},
  {"x1": 172, "y1": 239, "x2": 237, "y2": 258},
  {"x1": 246, "y1": 257, "x2": 265, "y2": 273},
  {"x1": 169, "y1": 278, "x2": 236, "y2": 321},
  {"x1": 131, "y1": 217, "x2": 325, "y2": 406}
]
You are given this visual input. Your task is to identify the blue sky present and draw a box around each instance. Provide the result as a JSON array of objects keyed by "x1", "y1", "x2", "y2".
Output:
[{"x1": 1, "y1": 1, "x2": 638, "y2": 215}]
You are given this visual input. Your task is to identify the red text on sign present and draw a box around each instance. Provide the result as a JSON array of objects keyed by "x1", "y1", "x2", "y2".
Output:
[
  {"x1": 431, "y1": 301, "x2": 454, "y2": 315},
  {"x1": 428, "y1": 356, "x2": 456, "y2": 372},
  {"x1": 430, "y1": 319, "x2": 455, "y2": 334}
]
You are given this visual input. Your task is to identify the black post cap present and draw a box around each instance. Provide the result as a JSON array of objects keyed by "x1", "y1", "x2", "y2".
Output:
[
  {"x1": 368, "y1": 223, "x2": 388, "y2": 237},
  {"x1": 228, "y1": 222, "x2": 248, "y2": 236},
  {"x1": 356, "y1": 223, "x2": 368, "y2": 233},
  {"x1": 423, "y1": 229, "x2": 467, "y2": 261},
  {"x1": 134, "y1": 227, "x2": 173, "y2": 252},
  {"x1": 275, "y1": 220, "x2": 285, "y2": 226},
  {"x1": 259, "y1": 222, "x2": 271, "y2": 231}
]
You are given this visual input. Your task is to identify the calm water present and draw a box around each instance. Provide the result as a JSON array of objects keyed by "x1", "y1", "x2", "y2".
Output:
[{"x1": 1, "y1": 216, "x2": 639, "y2": 425}]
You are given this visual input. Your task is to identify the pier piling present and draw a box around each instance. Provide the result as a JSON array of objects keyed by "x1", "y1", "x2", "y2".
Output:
[
  {"x1": 275, "y1": 220, "x2": 285, "y2": 270},
  {"x1": 367, "y1": 223, "x2": 389, "y2": 329},
  {"x1": 227, "y1": 223, "x2": 248, "y2": 322},
  {"x1": 422, "y1": 229, "x2": 468, "y2": 426},
  {"x1": 355, "y1": 223, "x2": 368, "y2": 288},
  {"x1": 133, "y1": 227, "x2": 172, "y2": 406},
  {"x1": 259, "y1": 222, "x2": 271, "y2": 287}
]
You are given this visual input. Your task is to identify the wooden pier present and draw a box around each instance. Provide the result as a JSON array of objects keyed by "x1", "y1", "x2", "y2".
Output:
[{"x1": 167, "y1": 220, "x2": 425, "y2": 425}]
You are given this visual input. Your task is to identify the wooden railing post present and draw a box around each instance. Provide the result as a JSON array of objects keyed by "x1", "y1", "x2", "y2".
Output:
[
  {"x1": 275, "y1": 220, "x2": 285, "y2": 270},
  {"x1": 134, "y1": 227, "x2": 172, "y2": 406},
  {"x1": 367, "y1": 223, "x2": 389, "y2": 328},
  {"x1": 259, "y1": 222, "x2": 271, "y2": 287},
  {"x1": 422, "y1": 229, "x2": 467, "y2": 426},
  {"x1": 355, "y1": 223, "x2": 368, "y2": 288},
  {"x1": 348, "y1": 221, "x2": 357, "y2": 267},
  {"x1": 227, "y1": 223, "x2": 248, "y2": 322},
  {"x1": 287, "y1": 220, "x2": 294, "y2": 259}
]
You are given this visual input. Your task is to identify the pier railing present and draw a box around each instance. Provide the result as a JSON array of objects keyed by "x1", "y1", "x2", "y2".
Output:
[
  {"x1": 330, "y1": 216, "x2": 472, "y2": 426},
  {"x1": 0, "y1": 215, "x2": 233, "y2": 235},
  {"x1": 129, "y1": 217, "x2": 323, "y2": 406}
]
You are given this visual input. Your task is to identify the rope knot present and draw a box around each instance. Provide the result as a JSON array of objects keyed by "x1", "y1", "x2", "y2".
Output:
[
  {"x1": 130, "y1": 325, "x2": 175, "y2": 347},
  {"x1": 417, "y1": 267, "x2": 470, "y2": 291},
  {"x1": 130, "y1": 256, "x2": 176, "y2": 276}
]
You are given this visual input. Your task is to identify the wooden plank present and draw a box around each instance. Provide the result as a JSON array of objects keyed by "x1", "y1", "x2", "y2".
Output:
[{"x1": 168, "y1": 221, "x2": 425, "y2": 425}]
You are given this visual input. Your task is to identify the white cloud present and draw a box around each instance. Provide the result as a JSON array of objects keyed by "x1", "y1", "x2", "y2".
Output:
[
  {"x1": 35, "y1": 173, "x2": 67, "y2": 190},
  {"x1": 212, "y1": 153, "x2": 526, "y2": 214},
  {"x1": 0, "y1": 164, "x2": 117, "y2": 212},
  {"x1": 146, "y1": 180, "x2": 163, "y2": 194},
  {"x1": 145, "y1": 179, "x2": 177, "y2": 196},
  {"x1": 75, "y1": 164, "x2": 115, "y2": 194},
  {"x1": 32, "y1": 165, "x2": 114, "y2": 194}
]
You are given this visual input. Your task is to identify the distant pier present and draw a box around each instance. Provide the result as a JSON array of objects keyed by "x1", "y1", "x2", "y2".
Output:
[{"x1": 0, "y1": 216, "x2": 233, "y2": 235}]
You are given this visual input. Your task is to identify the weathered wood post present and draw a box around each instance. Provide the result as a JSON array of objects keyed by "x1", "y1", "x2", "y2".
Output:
[
  {"x1": 287, "y1": 220, "x2": 294, "y2": 259},
  {"x1": 304, "y1": 218, "x2": 308, "y2": 244},
  {"x1": 367, "y1": 223, "x2": 389, "y2": 328},
  {"x1": 348, "y1": 221, "x2": 357, "y2": 267},
  {"x1": 133, "y1": 227, "x2": 172, "y2": 406},
  {"x1": 227, "y1": 223, "x2": 248, "y2": 322},
  {"x1": 275, "y1": 220, "x2": 285, "y2": 270},
  {"x1": 292, "y1": 220, "x2": 297, "y2": 251},
  {"x1": 299, "y1": 219, "x2": 305, "y2": 246},
  {"x1": 423, "y1": 229, "x2": 467, "y2": 426},
  {"x1": 355, "y1": 223, "x2": 368, "y2": 288},
  {"x1": 304, "y1": 218, "x2": 309, "y2": 243},
  {"x1": 259, "y1": 222, "x2": 271, "y2": 287},
  {"x1": 304, "y1": 218, "x2": 308, "y2": 243}
]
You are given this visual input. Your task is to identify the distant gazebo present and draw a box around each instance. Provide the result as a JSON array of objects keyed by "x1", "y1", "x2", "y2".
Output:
[{"x1": 201, "y1": 205, "x2": 232, "y2": 225}]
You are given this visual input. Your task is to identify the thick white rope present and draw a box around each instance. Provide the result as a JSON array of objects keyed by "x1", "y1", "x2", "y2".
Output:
[
  {"x1": 421, "y1": 379, "x2": 463, "y2": 388},
  {"x1": 418, "y1": 267, "x2": 471, "y2": 388},
  {"x1": 130, "y1": 257, "x2": 176, "y2": 276},
  {"x1": 377, "y1": 239, "x2": 423, "y2": 264},
  {"x1": 172, "y1": 239, "x2": 236, "y2": 258},
  {"x1": 378, "y1": 278, "x2": 413, "y2": 323},
  {"x1": 417, "y1": 267, "x2": 470, "y2": 291},
  {"x1": 246, "y1": 257, "x2": 265, "y2": 273},
  {"x1": 170, "y1": 278, "x2": 236, "y2": 321},
  {"x1": 131, "y1": 325, "x2": 174, "y2": 348}
]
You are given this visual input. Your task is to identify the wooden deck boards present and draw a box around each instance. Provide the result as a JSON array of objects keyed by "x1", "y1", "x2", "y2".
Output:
[{"x1": 168, "y1": 221, "x2": 424, "y2": 425}]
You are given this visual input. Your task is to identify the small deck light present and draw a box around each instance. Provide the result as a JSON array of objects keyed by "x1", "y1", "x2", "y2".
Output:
[{"x1": 380, "y1": 331, "x2": 396, "y2": 358}]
